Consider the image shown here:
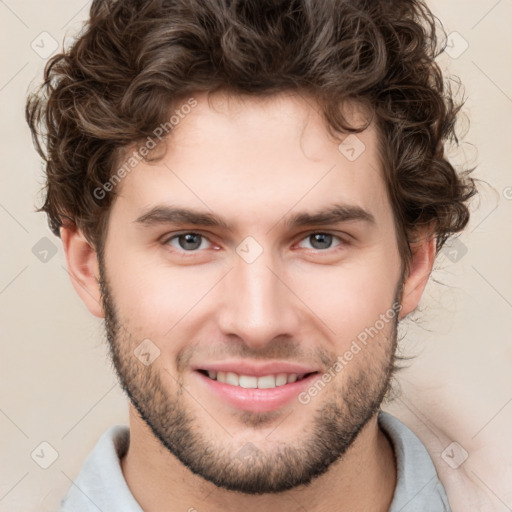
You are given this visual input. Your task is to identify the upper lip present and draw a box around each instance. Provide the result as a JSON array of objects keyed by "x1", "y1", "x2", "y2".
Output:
[{"x1": 193, "y1": 361, "x2": 319, "y2": 377}]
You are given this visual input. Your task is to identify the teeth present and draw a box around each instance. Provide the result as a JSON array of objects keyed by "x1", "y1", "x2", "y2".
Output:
[
  {"x1": 257, "y1": 375, "x2": 275, "y2": 389},
  {"x1": 239, "y1": 375, "x2": 258, "y2": 389},
  {"x1": 207, "y1": 370, "x2": 307, "y2": 389},
  {"x1": 225, "y1": 372, "x2": 239, "y2": 386},
  {"x1": 275, "y1": 373, "x2": 288, "y2": 386}
]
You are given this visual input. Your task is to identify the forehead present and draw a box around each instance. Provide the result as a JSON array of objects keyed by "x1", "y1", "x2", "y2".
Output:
[{"x1": 111, "y1": 91, "x2": 391, "y2": 231}]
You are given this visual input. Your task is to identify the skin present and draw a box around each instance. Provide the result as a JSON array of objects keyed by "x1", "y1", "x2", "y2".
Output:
[{"x1": 61, "y1": 91, "x2": 435, "y2": 512}]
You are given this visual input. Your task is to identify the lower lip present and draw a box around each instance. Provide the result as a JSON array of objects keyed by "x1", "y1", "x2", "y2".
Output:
[{"x1": 194, "y1": 371, "x2": 318, "y2": 412}]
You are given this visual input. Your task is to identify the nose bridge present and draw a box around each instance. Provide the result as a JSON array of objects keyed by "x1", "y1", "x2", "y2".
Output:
[{"x1": 217, "y1": 250, "x2": 298, "y2": 347}]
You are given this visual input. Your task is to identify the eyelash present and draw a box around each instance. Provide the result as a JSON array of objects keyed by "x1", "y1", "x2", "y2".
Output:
[{"x1": 161, "y1": 231, "x2": 349, "y2": 255}]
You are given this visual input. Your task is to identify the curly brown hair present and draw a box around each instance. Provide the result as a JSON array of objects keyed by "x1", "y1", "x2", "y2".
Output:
[{"x1": 26, "y1": 0, "x2": 476, "y2": 274}]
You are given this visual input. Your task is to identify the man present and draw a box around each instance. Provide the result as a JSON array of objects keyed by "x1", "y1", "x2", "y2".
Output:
[{"x1": 26, "y1": 0, "x2": 476, "y2": 510}]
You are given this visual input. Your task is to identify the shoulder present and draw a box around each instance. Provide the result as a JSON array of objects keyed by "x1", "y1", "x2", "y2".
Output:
[
  {"x1": 378, "y1": 410, "x2": 452, "y2": 512},
  {"x1": 58, "y1": 425, "x2": 142, "y2": 512}
]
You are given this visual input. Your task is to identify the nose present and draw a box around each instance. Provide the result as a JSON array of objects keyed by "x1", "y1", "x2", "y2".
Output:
[{"x1": 216, "y1": 251, "x2": 301, "y2": 350}]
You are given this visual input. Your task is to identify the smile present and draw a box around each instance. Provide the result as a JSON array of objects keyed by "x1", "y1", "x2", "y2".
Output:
[{"x1": 198, "y1": 370, "x2": 316, "y2": 389}]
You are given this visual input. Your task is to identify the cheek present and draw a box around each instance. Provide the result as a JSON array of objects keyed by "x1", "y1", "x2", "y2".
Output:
[
  {"x1": 105, "y1": 250, "x2": 223, "y2": 339},
  {"x1": 291, "y1": 253, "x2": 401, "y2": 343}
]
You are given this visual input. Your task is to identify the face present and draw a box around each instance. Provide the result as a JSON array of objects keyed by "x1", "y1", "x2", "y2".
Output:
[{"x1": 99, "y1": 92, "x2": 405, "y2": 493}]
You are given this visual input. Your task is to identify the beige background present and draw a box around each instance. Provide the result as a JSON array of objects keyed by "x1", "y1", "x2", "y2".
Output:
[{"x1": 1, "y1": 1, "x2": 511, "y2": 511}]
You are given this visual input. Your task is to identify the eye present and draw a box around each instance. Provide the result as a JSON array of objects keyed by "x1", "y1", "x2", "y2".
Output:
[
  {"x1": 162, "y1": 231, "x2": 347, "y2": 255},
  {"x1": 297, "y1": 232, "x2": 343, "y2": 250},
  {"x1": 164, "y1": 232, "x2": 212, "y2": 251}
]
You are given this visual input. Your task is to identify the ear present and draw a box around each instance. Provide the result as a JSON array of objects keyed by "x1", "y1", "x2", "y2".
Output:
[
  {"x1": 60, "y1": 225, "x2": 104, "y2": 318},
  {"x1": 399, "y1": 230, "x2": 436, "y2": 320}
]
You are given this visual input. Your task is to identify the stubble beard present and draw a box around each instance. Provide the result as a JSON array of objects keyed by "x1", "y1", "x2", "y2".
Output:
[{"x1": 99, "y1": 257, "x2": 402, "y2": 494}]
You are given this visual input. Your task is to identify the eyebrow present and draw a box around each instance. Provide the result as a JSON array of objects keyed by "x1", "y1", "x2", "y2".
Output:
[
  {"x1": 282, "y1": 203, "x2": 375, "y2": 229},
  {"x1": 134, "y1": 203, "x2": 375, "y2": 230}
]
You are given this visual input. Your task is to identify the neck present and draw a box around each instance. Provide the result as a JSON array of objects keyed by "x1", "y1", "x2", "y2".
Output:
[{"x1": 121, "y1": 406, "x2": 396, "y2": 512}]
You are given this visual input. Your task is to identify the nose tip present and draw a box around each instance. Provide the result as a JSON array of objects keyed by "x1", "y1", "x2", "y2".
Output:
[{"x1": 216, "y1": 257, "x2": 300, "y2": 349}]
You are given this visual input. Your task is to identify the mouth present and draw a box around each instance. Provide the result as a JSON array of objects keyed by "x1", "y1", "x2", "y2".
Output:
[
  {"x1": 194, "y1": 368, "x2": 320, "y2": 412},
  {"x1": 196, "y1": 369, "x2": 318, "y2": 389}
]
